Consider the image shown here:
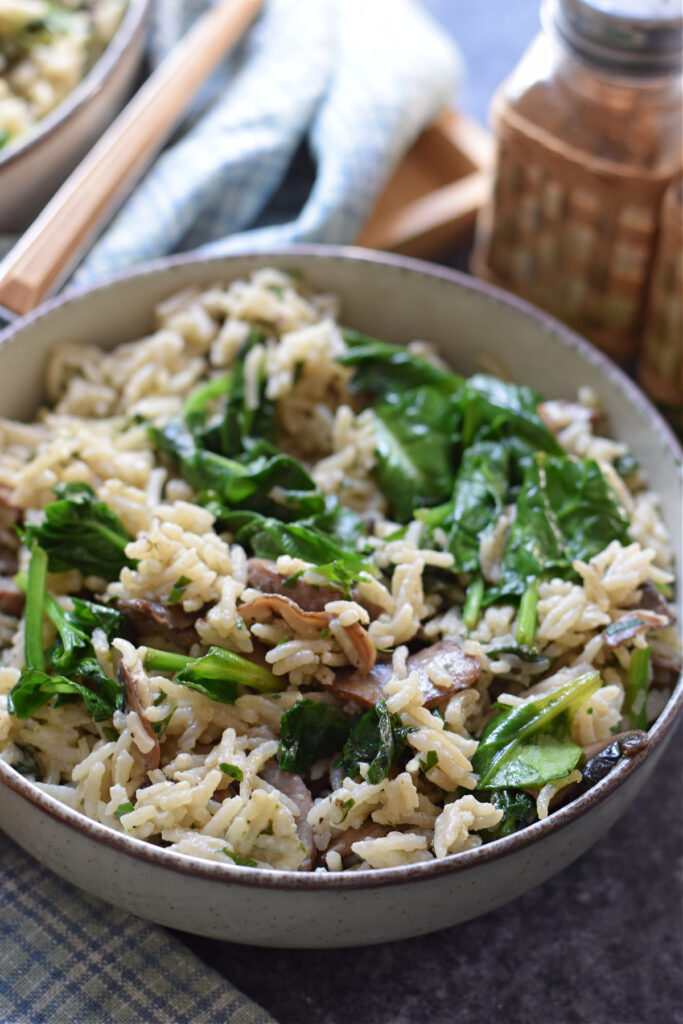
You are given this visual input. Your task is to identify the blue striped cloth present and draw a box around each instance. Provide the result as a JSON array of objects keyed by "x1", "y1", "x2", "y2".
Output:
[
  {"x1": 76, "y1": 0, "x2": 460, "y2": 283},
  {"x1": 1, "y1": 2, "x2": 459, "y2": 1019}
]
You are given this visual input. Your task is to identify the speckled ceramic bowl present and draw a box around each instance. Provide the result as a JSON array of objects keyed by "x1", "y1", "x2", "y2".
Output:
[
  {"x1": 0, "y1": 0, "x2": 150, "y2": 233},
  {"x1": 0, "y1": 247, "x2": 681, "y2": 948}
]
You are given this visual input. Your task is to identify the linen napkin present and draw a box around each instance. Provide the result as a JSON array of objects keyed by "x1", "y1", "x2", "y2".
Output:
[
  {"x1": 1, "y1": 1, "x2": 460, "y2": 1019},
  {"x1": 75, "y1": 0, "x2": 460, "y2": 283}
]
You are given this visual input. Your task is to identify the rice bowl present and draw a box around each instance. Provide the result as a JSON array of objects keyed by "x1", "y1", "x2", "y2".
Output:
[{"x1": 0, "y1": 248, "x2": 680, "y2": 945}]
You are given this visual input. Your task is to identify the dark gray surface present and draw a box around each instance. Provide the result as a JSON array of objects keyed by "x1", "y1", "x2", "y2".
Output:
[{"x1": 179, "y1": 4, "x2": 683, "y2": 1021}]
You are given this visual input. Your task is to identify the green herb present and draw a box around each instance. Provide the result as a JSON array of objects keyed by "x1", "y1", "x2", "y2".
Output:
[
  {"x1": 418, "y1": 750, "x2": 439, "y2": 772},
  {"x1": 24, "y1": 542, "x2": 47, "y2": 672},
  {"x1": 277, "y1": 700, "x2": 351, "y2": 774},
  {"x1": 21, "y1": 482, "x2": 136, "y2": 579},
  {"x1": 372, "y1": 386, "x2": 460, "y2": 522},
  {"x1": 626, "y1": 646, "x2": 651, "y2": 730},
  {"x1": 101, "y1": 726, "x2": 119, "y2": 742},
  {"x1": 221, "y1": 849, "x2": 258, "y2": 867},
  {"x1": 144, "y1": 646, "x2": 284, "y2": 703},
  {"x1": 340, "y1": 700, "x2": 414, "y2": 784},
  {"x1": 168, "y1": 576, "x2": 191, "y2": 605},
  {"x1": 219, "y1": 762, "x2": 244, "y2": 782},
  {"x1": 337, "y1": 797, "x2": 355, "y2": 823},
  {"x1": 319, "y1": 627, "x2": 331, "y2": 639},
  {"x1": 462, "y1": 575, "x2": 484, "y2": 631},
  {"x1": 614, "y1": 452, "x2": 639, "y2": 477},
  {"x1": 479, "y1": 788, "x2": 538, "y2": 841},
  {"x1": 0, "y1": 129, "x2": 10, "y2": 150},
  {"x1": 338, "y1": 329, "x2": 460, "y2": 398},
  {"x1": 516, "y1": 579, "x2": 540, "y2": 647},
  {"x1": 459, "y1": 374, "x2": 563, "y2": 454},
  {"x1": 472, "y1": 671, "x2": 601, "y2": 789},
  {"x1": 115, "y1": 801, "x2": 134, "y2": 820},
  {"x1": 486, "y1": 454, "x2": 630, "y2": 604}
]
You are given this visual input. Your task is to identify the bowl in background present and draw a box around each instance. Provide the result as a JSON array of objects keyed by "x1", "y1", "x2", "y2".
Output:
[
  {"x1": 0, "y1": 0, "x2": 150, "y2": 233},
  {"x1": 0, "y1": 247, "x2": 680, "y2": 947}
]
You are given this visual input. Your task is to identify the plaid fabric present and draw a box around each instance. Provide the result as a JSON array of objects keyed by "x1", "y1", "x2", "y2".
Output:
[{"x1": 0, "y1": 832, "x2": 277, "y2": 1024}]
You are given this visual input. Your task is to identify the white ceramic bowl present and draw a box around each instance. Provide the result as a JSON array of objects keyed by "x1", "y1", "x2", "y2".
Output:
[
  {"x1": 0, "y1": 247, "x2": 681, "y2": 948},
  {"x1": 0, "y1": 0, "x2": 150, "y2": 233}
]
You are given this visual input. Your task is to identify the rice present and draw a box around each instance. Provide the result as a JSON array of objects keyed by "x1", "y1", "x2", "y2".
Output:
[
  {"x1": 0, "y1": 267, "x2": 679, "y2": 874},
  {"x1": 0, "y1": 1, "x2": 128, "y2": 149}
]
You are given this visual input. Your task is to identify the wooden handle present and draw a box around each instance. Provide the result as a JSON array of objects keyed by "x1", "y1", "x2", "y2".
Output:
[{"x1": 0, "y1": 0, "x2": 264, "y2": 316}]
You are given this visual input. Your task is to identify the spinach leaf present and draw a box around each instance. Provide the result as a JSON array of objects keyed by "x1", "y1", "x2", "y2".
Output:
[
  {"x1": 153, "y1": 420, "x2": 324, "y2": 520},
  {"x1": 472, "y1": 671, "x2": 600, "y2": 788},
  {"x1": 9, "y1": 667, "x2": 120, "y2": 722},
  {"x1": 278, "y1": 700, "x2": 351, "y2": 774},
  {"x1": 338, "y1": 329, "x2": 462, "y2": 399},
  {"x1": 373, "y1": 386, "x2": 459, "y2": 523},
  {"x1": 488, "y1": 453, "x2": 631, "y2": 603},
  {"x1": 626, "y1": 645, "x2": 651, "y2": 730},
  {"x1": 196, "y1": 330, "x2": 276, "y2": 457},
  {"x1": 479, "y1": 788, "x2": 538, "y2": 841},
  {"x1": 144, "y1": 646, "x2": 284, "y2": 702},
  {"x1": 340, "y1": 700, "x2": 414, "y2": 784},
  {"x1": 418, "y1": 440, "x2": 510, "y2": 573},
  {"x1": 460, "y1": 375, "x2": 563, "y2": 454},
  {"x1": 22, "y1": 482, "x2": 135, "y2": 579}
]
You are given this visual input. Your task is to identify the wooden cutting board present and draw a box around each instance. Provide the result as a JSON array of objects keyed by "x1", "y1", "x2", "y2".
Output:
[{"x1": 356, "y1": 108, "x2": 495, "y2": 258}]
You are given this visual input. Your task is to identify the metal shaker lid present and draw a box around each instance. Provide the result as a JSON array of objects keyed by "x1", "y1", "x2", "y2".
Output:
[{"x1": 543, "y1": 0, "x2": 683, "y2": 71}]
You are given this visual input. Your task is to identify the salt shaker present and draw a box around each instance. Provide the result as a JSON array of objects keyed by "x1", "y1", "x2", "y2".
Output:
[{"x1": 472, "y1": 0, "x2": 683, "y2": 361}]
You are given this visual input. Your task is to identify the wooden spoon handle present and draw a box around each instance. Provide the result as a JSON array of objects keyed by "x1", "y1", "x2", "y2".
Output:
[{"x1": 0, "y1": 0, "x2": 264, "y2": 317}]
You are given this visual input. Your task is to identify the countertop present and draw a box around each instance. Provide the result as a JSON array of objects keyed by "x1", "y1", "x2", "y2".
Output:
[{"x1": 178, "y1": 4, "x2": 683, "y2": 1022}]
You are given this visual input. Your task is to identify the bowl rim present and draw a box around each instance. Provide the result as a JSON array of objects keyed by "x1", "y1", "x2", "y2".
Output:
[
  {"x1": 0, "y1": 0, "x2": 150, "y2": 171},
  {"x1": 0, "y1": 243, "x2": 681, "y2": 893}
]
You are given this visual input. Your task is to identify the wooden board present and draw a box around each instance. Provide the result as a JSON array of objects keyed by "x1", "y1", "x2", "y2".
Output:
[{"x1": 356, "y1": 108, "x2": 494, "y2": 259}]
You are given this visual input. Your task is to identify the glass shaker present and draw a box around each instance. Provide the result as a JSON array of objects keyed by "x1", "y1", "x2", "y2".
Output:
[{"x1": 472, "y1": 0, "x2": 683, "y2": 362}]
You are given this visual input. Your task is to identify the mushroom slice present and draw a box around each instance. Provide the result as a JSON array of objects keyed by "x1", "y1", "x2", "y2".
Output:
[
  {"x1": 603, "y1": 610, "x2": 671, "y2": 648},
  {"x1": 239, "y1": 593, "x2": 376, "y2": 675},
  {"x1": 0, "y1": 576, "x2": 24, "y2": 618},
  {"x1": 246, "y1": 558, "x2": 384, "y2": 619},
  {"x1": 544, "y1": 730, "x2": 649, "y2": 810},
  {"x1": 331, "y1": 640, "x2": 480, "y2": 709},
  {"x1": 637, "y1": 580, "x2": 676, "y2": 624},
  {"x1": 327, "y1": 823, "x2": 393, "y2": 859},
  {"x1": 118, "y1": 661, "x2": 160, "y2": 772},
  {"x1": 116, "y1": 598, "x2": 201, "y2": 646},
  {"x1": 260, "y1": 760, "x2": 315, "y2": 871},
  {"x1": 246, "y1": 558, "x2": 344, "y2": 613}
]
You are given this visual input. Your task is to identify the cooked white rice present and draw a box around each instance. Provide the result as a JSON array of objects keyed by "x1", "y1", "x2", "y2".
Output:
[{"x1": 0, "y1": 267, "x2": 679, "y2": 873}]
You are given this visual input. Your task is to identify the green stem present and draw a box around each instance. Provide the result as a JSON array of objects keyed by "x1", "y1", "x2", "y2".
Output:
[
  {"x1": 183, "y1": 373, "x2": 232, "y2": 421},
  {"x1": 24, "y1": 544, "x2": 48, "y2": 672},
  {"x1": 626, "y1": 646, "x2": 651, "y2": 730},
  {"x1": 516, "y1": 579, "x2": 539, "y2": 647},
  {"x1": 143, "y1": 649, "x2": 194, "y2": 674},
  {"x1": 463, "y1": 575, "x2": 484, "y2": 631},
  {"x1": 144, "y1": 646, "x2": 284, "y2": 695}
]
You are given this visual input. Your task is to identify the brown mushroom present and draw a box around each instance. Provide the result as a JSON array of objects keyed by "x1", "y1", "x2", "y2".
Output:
[
  {"x1": 116, "y1": 598, "x2": 202, "y2": 647},
  {"x1": 238, "y1": 593, "x2": 376, "y2": 675},
  {"x1": 326, "y1": 822, "x2": 393, "y2": 859},
  {"x1": 0, "y1": 576, "x2": 24, "y2": 618},
  {"x1": 637, "y1": 580, "x2": 676, "y2": 624},
  {"x1": 118, "y1": 661, "x2": 160, "y2": 772},
  {"x1": 331, "y1": 640, "x2": 480, "y2": 709},
  {"x1": 260, "y1": 760, "x2": 315, "y2": 870},
  {"x1": 246, "y1": 558, "x2": 384, "y2": 619},
  {"x1": 604, "y1": 610, "x2": 671, "y2": 648}
]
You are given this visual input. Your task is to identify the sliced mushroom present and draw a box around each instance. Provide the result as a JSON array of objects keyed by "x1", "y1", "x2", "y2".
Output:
[
  {"x1": 0, "y1": 576, "x2": 24, "y2": 618},
  {"x1": 331, "y1": 640, "x2": 480, "y2": 709},
  {"x1": 118, "y1": 661, "x2": 160, "y2": 772},
  {"x1": 544, "y1": 730, "x2": 649, "y2": 810},
  {"x1": 246, "y1": 558, "x2": 384, "y2": 619},
  {"x1": 0, "y1": 546, "x2": 18, "y2": 577},
  {"x1": 247, "y1": 558, "x2": 344, "y2": 613},
  {"x1": 260, "y1": 760, "x2": 315, "y2": 871},
  {"x1": 637, "y1": 581, "x2": 676, "y2": 624},
  {"x1": 326, "y1": 822, "x2": 393, "y2": 859},
  {"x1": 604, "y1": 610, "x2": 671, "y2": 648},
  {"x1": 116, "y1": 598, "x2": 202, "y2": 647},
  {"x1": 239, "y1": 593, "x2": 376, "y2": 675}
]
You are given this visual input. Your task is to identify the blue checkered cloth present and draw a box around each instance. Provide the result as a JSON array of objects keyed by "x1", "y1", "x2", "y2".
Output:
[
  {"x1": 1, "y1": 2, "x2": 459, "y2": 1019},
  {"x1": 75, "y1": 0, "x2": 460, "y2": 283}
]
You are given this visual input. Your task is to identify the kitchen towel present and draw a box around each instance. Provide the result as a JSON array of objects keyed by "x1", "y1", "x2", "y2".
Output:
[{"x1": 75, "y1": 0, "x2": 460, "y2": 282}]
